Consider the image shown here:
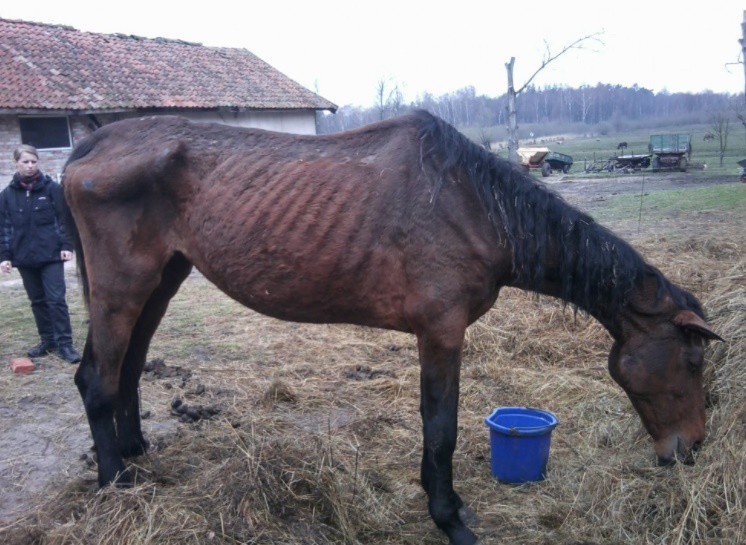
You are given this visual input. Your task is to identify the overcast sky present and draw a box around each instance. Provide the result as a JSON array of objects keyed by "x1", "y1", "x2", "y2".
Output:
[{"x1": 2, "y1": 1, "x2": 744, "y2": 107}]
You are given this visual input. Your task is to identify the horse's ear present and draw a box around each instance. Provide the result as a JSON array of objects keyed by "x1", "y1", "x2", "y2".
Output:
[{"x1": 673, "y1": 310, "x2": 724, "y2": 342}]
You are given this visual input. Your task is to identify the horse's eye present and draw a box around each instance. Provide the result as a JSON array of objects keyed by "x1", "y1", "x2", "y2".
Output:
[{"x1": 687, "y1": 356, "x2": 704, "y2": 374}]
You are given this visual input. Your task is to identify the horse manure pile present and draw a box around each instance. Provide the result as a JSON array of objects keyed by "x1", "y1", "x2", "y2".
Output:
[
  {"x1": 170, "y1": 396, "x2": 221, "y2": 423},
  {"x1": 2, "y1": 226, "x2": 743, "y2": 545},
  {"x1": 143, "y1": 357, "x2": 192, "y2": 383}
]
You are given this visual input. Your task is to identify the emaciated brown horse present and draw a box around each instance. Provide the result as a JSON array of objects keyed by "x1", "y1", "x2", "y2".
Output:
[{"x1": 62, "y1": 111, "x2": 721, "y2": 545}]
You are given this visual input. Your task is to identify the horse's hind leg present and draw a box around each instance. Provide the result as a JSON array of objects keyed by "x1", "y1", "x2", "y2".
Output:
[
  {"x1": 116, "y1": 253, "x2": 193, "y2": 459},
  {"x1": 416, "y1": 313, "x2": 478, "y2": 545}
]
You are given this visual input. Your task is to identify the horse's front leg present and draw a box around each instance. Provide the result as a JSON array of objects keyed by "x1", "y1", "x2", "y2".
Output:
[
  {"x1": 116, "y1": 255, "x2": 193, "y2": 458},
  {"x1": 116, "y1": 363, "x2": 148, "y2": 460},
  {"x1": 75, "y1": 333, "x2": 129, "y2": 487},
  {"x1": 417, "y1": 322, "x2": 478, "y2": 545},
  {"x1": 76, "y1": 294, "x2": 149, "y2": 487}
]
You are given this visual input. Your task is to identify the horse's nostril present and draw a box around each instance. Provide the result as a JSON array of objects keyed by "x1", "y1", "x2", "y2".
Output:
[{"x1": 692, "y1": 441, "x2": 702, "y2": 452}]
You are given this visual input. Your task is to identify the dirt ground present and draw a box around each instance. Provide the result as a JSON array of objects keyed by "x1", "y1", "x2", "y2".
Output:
[{"x1": 0, "y1": 172, "x2": 739, "y2": 527}]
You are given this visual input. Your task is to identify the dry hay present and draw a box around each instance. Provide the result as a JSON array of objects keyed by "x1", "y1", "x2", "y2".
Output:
[{"x1": 1, "y1": 227, "x2": 743, "y2": 545}]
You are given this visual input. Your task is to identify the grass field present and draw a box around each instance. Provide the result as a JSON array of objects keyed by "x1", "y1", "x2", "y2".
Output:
[{"x1": 591, "y1": 182, "x2": 746, "y2": 223}]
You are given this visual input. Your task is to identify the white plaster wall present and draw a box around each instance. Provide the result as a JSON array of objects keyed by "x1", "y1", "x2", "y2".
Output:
[
  {"x1": 185, "y1": 110, "x2": 318, "y2": 135},
  {"x1": 0, "y1": 110, "x2": 321, "y2": 184}
]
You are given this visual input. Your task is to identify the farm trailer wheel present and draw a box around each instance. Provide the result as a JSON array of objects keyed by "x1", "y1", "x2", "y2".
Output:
[
  {"x1": 541, "y1": 162, "x2": 551, "y2": 177},
  {"x1": 678, "y1": 157, "x2": 687, "y2": 172}
]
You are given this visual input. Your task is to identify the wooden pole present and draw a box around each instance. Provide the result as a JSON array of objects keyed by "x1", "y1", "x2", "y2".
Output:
[
  {"x1": 505, "y1": 57, "x2": 520, "y2": 165},
  {"x1": 741, "y1": 11, "x2": 746, "y2": 104}
]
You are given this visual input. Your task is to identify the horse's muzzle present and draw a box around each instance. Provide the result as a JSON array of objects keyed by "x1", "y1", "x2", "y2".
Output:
[{"x1": 656, "y1": 437, "x2": 701, "y2": 466}]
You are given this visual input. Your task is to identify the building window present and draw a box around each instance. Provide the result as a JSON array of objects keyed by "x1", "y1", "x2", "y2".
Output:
[{"x1": 19, "y1": 116, "x2": 72, "y2": 150}]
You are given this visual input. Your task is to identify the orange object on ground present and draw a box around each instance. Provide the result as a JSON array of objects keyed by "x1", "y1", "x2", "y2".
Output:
[{"x1": 11, "y1": 358, "x2": 35, "y2": 374}]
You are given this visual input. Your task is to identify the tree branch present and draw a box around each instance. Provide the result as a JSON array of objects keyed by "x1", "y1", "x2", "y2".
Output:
[{"x1": 515, "y1": 31, "x2": 604, "y2": 95}]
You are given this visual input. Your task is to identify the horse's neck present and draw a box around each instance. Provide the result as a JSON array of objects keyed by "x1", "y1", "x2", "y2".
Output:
[{"x1": 507, "y1": 246, "x2": 669, "y2": 342}]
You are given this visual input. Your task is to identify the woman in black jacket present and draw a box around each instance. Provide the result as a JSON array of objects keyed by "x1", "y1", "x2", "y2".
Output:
[{"x1": 0, "y1": 145, "x2": 81, "y2": 363}]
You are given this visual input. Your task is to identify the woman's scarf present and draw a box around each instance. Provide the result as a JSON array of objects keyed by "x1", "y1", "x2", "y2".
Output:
[{"x1": 12, "y1": 171, "x2": 42, "y2": 191}]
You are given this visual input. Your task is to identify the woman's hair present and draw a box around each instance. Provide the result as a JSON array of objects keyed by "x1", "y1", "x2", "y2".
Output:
[{"x1": 13, "y1": 144, "x2": 39, "y2": 162}]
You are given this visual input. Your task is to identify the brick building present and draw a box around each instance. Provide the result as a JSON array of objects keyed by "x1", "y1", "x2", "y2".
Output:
[{"x1": 0, "y1": 18, "x2": 336, "y2": 185}]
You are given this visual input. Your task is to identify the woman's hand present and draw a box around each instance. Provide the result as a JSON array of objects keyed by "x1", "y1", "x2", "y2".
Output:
[
  {"x1": 0, "y1": 260, "x2": 11, "y2": 274},
  {"x1": 61, "y1": 251, "x2": 73, "y2": 262}
]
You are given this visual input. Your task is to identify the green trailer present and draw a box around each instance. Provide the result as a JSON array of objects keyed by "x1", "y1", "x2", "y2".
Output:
[
  {"x1": 544, "y1": 151, "x2": 573, "y2": 173},
  {"x1": 648, "y1": 134, "x2": 691, "y2": 172}
]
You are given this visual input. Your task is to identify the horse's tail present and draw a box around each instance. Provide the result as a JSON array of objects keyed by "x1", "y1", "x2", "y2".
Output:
[{"x1": 61, "y1": 132, "x2": 105, "y2": 308}]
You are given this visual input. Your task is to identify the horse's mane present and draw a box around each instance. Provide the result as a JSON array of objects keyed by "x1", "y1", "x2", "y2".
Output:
[{"x1": 413, "y1": 110, "x2": 703, "y2": 322}]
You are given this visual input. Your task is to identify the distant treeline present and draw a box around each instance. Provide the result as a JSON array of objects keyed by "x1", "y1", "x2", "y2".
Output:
[{"x1": 317, "y1": 83, "x2": 740, "y2": 137}]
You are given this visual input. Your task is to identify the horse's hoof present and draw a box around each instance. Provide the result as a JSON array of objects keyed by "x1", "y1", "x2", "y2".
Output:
[
  {"x1": 119, "y1": 438, "x2": 150, "y2": 459},
  {"x1": 113, "y1": 471, "x2": 134, "y2": 488},
  {"x1": 458, "y1": 505, "x2": 480, "y2": 526},
  {"x1": 448, "y1": 537, "x2": 481, "y2": 545},
  {"x1": 447, "y1": 519, "x2": 479, "y2": 545},
  {"x1": 99, "y1": 466, "x2": 133, "y2": 489}
]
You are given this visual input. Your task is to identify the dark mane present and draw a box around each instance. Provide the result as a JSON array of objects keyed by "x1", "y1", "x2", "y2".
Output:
[{"x1": 414, "y1": 110, "x2": 702, "y2": 321}]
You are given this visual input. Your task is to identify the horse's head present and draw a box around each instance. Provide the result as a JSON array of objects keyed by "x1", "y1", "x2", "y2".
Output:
[{"x1": 608, "y1": 309, "x2": 722, "y2": 466}]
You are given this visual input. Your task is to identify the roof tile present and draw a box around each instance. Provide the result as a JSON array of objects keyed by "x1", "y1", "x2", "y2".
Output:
[{"x1": 0, "y1": 18, "x2": 337, "y2": 112}]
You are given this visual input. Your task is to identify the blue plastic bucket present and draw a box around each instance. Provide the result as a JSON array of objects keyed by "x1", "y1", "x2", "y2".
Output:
[{"x1": 484, "y1": 406, "x2": 559, "y2": 484}]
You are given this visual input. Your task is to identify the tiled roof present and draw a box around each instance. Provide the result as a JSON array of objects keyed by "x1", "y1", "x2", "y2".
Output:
[{"x1": 0, "y1": 18, "x2": 337, "y2": 113}]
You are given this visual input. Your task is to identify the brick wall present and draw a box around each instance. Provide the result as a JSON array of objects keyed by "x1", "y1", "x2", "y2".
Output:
[
  {"x1": 0, "y1": 116, "x2": 98, "y2": 189},
  {"x1": 0, "y1": 117, "x2": 19, "y2": 187}
]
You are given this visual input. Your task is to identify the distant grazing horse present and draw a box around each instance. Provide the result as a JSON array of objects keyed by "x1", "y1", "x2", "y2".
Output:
[
  {"x1": 62, "y1": 111, "x2": 721, "y2": 545},
  {"x1": 617, "y1": 141, "x2": 628, "y2": 151},
  {"x1": 703, "y1": 133, "x2": 715, "y2": 142}
]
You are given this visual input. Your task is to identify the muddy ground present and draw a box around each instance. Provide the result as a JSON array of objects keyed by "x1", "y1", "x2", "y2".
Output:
[{"x1": 0, "y1": 172, "x2": 739, "y2": 526}]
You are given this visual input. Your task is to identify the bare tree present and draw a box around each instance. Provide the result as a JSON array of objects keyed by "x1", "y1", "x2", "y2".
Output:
[
  {"x1": 375, "y1": 77, "x2": 403, "y2": 121},
  {"x1": 388, "y1": 85, "x2": 404, "y2": 118},
  {"x1": 735, "y1": 12, "x2": 746, "y2": 147},
  {"x1": 710, "y1": 111, "x2": 731, "y2": 166},
  {"x1": 375, "y1": 78, "x2": 388, "y2": 121},
  {"x1": 576, "y1": 85, "x2": 595, "y2": 125},
  {"x1": 505, "y1": 32, "x2": 603, "y2": 164}
]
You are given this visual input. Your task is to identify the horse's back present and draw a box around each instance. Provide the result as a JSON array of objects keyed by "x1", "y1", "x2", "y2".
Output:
[{"x1": 64, "y1": 113, "x2": 504, "y2": 331}]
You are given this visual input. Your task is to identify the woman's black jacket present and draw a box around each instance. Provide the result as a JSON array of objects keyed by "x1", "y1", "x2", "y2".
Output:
[{"x1": 0, "y1": 173, "x2": 73, "y2": 268}]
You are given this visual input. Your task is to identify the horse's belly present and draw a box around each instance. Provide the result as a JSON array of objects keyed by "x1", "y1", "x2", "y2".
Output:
[{"x1": 196, "y1": 251, "x2": 412, "y2": 330}]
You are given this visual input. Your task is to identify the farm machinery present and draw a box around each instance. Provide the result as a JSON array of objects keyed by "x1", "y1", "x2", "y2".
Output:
[
  {"x1": 648, "y1": 133, "x2": 691, "y2": 172},
  {"x1": 517, "y1": 147, "x2": 573, "y2": 177},
  {"x1": 586, "y1": 133, "x2": 692, "y2": 173}
]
